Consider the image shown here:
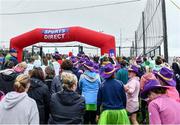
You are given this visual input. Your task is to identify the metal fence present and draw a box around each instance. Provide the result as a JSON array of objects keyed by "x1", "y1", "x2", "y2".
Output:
[
  {"x1": 31, "y1": 45, "x2": 100, "y2": 57},
  {"x1": 134, "y1": 0, "x2": 168, "y2": 61},
  {"x1": 116, "y1": 47, "x2": 132, "y2": 57}
]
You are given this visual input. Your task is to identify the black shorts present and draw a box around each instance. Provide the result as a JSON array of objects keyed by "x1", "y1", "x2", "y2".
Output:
[{"x1": 127, "y1": 110, "x2": 139, "y2": 116}]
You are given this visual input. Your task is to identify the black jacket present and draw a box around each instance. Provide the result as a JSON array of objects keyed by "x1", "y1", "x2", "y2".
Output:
[
  {"x1": 28, "y1": 77, "x2": 50, "y2": 124},
  {"x1": 172, "y1": 62, "x2": 180, "y2": 75},
  {"x1": 49, "y1": 89, "x2": 85, "y2": 124},
  {"x1": 172, "y1": 62, "x2": 180, "y2": 93},
  {"x1": 0, "y1": 70, "x2": 18, "y2": 94}
]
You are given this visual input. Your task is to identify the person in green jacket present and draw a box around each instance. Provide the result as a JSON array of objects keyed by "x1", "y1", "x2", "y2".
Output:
[{"x1": 116, "y1": 59, "x2": 128, "y2": 85}]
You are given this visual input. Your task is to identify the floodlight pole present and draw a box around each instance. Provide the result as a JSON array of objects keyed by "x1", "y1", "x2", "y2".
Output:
[
  {"x1": 135, "y1": 31, "x2": 138, "y2": 57},
  {"x1": 161, "y1": 0, "x2": 168, "y2": 62},
  {"x1": 142, "y1": 11, "x2": 146, "y2": 56}
]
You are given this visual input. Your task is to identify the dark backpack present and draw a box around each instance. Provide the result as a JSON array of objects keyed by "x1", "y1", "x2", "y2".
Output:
[{"x1": 45, "y1": 79, "x2": 53, "y2": 92}]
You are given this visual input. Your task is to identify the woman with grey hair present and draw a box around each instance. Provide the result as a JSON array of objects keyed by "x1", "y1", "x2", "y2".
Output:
[{"x1": 49, "y1": 72, "x2": 85, "y2": 124}]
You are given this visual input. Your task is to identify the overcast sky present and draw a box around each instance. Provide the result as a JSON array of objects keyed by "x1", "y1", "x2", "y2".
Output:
[{"x1": 0, "y1": 0, "x2": 179, "y2": 56}]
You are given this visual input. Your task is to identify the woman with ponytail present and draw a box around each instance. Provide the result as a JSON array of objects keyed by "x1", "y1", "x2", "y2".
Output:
[{"x1": 0, "y1": 74, "x2": 39, "y2": 124}]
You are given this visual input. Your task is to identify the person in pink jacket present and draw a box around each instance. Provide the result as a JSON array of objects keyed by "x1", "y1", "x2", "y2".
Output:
[
  {"x1": 124, "y1": 65, "x2": 140, "y2": 124},
  {"x1": 154, "y1": 67, "x2": 180, "y2": 101},
  {"x1": 141, "y1": 79, "x2": 180, "y2": 124},
  {"x1": 140, "y1": 73, "x2": 157, "y2": 90},
  {"x1": 140, "y1": 72, "x2": 157, "y2": 124}
]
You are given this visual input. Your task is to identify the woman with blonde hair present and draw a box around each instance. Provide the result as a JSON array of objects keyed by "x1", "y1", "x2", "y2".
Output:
[
  {"x1": 14, "y1": 62, "x2": 27, "y2": 74},
  {"x1": 49, "y1": 72, "x2": 85, "y2": 124},
  {"x1": 0, "y1": 74, "x2": 39, "y2": 124}
]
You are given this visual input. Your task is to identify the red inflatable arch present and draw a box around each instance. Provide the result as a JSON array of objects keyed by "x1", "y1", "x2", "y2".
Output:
[{"x1": 10, "y1": 26, "x2": 116, "y2": 62}]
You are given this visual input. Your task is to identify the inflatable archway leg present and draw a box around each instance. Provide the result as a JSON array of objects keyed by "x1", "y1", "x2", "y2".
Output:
[{"x1": 17, "y1": 49, "x2": 23, "y2": 62}]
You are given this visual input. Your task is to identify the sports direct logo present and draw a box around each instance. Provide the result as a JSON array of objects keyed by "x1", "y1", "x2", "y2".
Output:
[{"x1": 42, "y1": 28, "x2": 69, "y2": 40}]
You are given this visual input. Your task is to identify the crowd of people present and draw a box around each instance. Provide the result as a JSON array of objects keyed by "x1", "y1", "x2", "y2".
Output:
[{"x1": 0, "y1": 48, "x2": 180, "y2": 124}]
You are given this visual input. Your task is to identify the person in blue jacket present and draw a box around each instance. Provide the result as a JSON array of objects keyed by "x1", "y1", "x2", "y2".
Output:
[
  {"x1": 97, "y1": 63, "x2": 130, "y2": 124},
  {"x1": 79, "y1": 60, "x2": 101, "y2": 124}
]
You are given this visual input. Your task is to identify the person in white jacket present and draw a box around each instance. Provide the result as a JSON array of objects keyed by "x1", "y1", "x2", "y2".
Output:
[{"x1": 0, "y1": 74, "x2": 39, "y2": 124}]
